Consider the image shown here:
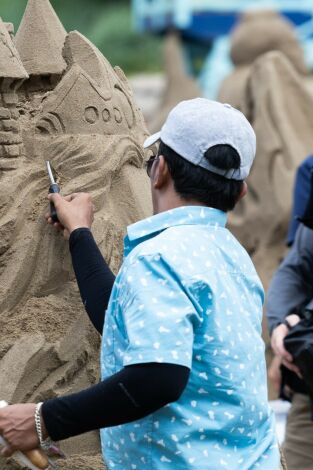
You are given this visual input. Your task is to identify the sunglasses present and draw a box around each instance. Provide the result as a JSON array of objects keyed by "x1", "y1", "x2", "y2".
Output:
[{"x1": 145, "y1": 154, "x2": 159, "y2": 177}]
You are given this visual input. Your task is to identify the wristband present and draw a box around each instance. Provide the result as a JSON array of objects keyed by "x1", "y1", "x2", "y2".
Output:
[
  {"x1": 35, "y1": 403, "x2": 53, "y2": 451},
  {"x1": 283, "y1": 319, "x2": 292, "y2": 330}
]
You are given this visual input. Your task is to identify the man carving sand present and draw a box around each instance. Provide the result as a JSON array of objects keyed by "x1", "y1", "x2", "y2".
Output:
[{"x1": 0, "y1": 99, "x2": 279, "y2": 469}]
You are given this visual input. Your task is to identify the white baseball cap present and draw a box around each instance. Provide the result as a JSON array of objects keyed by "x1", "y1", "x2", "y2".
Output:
[{"x1": 144, "y1": 98, "x2": 256, "y2": 180}]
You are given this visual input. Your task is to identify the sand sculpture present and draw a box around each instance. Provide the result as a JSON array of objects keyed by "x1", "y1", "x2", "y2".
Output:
[
  {"x1": 227, "y1": 50, "x2": 313, "y2": 290},
  {"x1": 148, "y1": 32, "x2": 201, "y2": 133},
  {"x1": 0, "y1": 1, "x2": 152, "y2": 468},
  {"x1": 218, "y1": 10, "x2": 310, "y2": 111},
  {"x1": 217, "y1": 11, "x2": 313, "y2": 291}
]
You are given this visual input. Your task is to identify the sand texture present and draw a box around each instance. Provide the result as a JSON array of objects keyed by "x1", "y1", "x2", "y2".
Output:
[{"x1": 0, "y1": 1, "x2": 152, "y2": 468}]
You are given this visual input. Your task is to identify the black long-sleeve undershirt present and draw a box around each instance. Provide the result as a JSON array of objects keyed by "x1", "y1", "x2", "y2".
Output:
[
  {"x1": 42, "y1": 228, "x2": 190, "y2": 441},
  {"x1": 42, "y1": 363, "x2": 189, "y2": 441},
  {"x1": 69, "y1": 228, "x2": 114, "y2": 333}
]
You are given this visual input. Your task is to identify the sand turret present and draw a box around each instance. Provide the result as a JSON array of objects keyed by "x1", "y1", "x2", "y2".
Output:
[
  {"x1": 15, "y1": 0, "x2": 67, "y2": 88},
  {"x1": 0, "y1": 17, "x2": 28, "y2": 84},
  {"x1": 0, "y1": 17, "x2": 28, "y2": 165}
]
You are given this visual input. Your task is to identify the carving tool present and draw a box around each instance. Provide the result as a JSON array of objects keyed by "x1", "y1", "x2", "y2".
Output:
[{"x1": 46, "y1": 161, "x2": 60, "y2": 223}]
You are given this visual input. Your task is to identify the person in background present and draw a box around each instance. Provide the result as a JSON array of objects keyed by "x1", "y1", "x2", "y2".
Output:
[
  {"x1": 267, "y1": 157, "x2": 313, "y2": 470},
  {"x1": 286, "y1": 155, "x2": 313, "y2": 246},
  {"x1": 0, "y1": 99, "x2": 279, "y2": 469}
]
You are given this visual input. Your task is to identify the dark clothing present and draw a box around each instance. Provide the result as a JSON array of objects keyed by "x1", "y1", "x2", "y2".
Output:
[
  {"x1": 69, "y1": 228, "x2": 114, "y2": 333},
  {"x1": 267, "y1": 224, "x2": 313, "y2": 336},
  {"x1": 42, "y1": 228, "x2": 189, "y2": 441},
  {"x1": 42, "y1": 362, "x2": 189, "y2": 441},
  {"x1": 287, "y1": 156, "x2": 313, "y2": 246},
  {"x1": 283, "y1": 394, "x2": 313, "y2": 470}
]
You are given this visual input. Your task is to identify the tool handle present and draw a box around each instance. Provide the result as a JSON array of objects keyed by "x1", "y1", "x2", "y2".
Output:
[
  {"x1": 49, "y1": 183, "x2": 60, "y2": 223},
  {"x1": 25, "y1": 449, "x2": 49, "y2": 469}
]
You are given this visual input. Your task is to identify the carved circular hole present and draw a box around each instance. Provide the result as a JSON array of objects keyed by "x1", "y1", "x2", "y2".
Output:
[
  {"x1": 114, "y1": 107, "x2": 123, "y2": 124},
  {"x1": 84, "y1": 106, "x2": 99, "y2": 124},
  {"x1": 102, "y1": 108, "x2": 111, "y2": 122}
]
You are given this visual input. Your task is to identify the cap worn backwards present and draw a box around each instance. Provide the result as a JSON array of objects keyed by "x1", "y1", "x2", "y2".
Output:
[{"x1": 144, "y1": 98, "x2": 256, "y2": 180}]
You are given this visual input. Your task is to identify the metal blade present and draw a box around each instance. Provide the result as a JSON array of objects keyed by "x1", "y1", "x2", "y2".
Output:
[
  {"x1": 47, "y1": 458, "x2": 59, "y2": 469},
  {"x1": 46, "y1": 161, "x2": 56, "y2": 185}
]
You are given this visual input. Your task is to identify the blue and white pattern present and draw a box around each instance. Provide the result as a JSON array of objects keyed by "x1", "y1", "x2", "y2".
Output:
[{"x1": 100, "y1": 206, "x2": 279, "y2": 469}]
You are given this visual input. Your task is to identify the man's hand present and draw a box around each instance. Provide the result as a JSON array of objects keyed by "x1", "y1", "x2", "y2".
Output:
[
  {"x1": 271, "y1": 314, "x2": 301, "y2": 376},
  {"x1": 0, "y1": 404, "x2": 40, "y2": 457},
  {"x1": 45, "y1": 192, "x2": 95, "y2": 239}
]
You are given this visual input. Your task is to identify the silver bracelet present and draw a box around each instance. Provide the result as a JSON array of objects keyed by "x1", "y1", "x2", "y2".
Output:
[{"x1": 35, "y1": 402, "x2": 52, "y2": 451}]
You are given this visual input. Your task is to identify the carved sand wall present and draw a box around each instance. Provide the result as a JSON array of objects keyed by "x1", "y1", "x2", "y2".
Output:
[{"x1": 0, "y1": 1, "x2": 152, "y2": 468}]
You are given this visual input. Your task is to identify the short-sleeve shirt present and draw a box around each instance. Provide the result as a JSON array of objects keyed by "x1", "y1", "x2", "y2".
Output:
[{"x1": 100, "y1": 206, "x2": 279, "y2": 469}]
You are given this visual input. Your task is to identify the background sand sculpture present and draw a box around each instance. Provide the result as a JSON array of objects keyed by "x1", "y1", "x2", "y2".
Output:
[
  {"x1": 227, "y1": 50, "x2": 313, "y2": 291},
  {"x1": 219, "y1": 17, "x2": 313, "y2": 397},
  {"x1": 0, "y1": 1, "x2": 152, "y2": 468},
  {"x1": 218, "y1": 10, "x2": 313, "y2": 291},
  {"x1": 218, "y1": 10, "x2": 311, "y2": 111},
  {"x1": 148, "y1": 32, "x2": 201, "y2": 133}
]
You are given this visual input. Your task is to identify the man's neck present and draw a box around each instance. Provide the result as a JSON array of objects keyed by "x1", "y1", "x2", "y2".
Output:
[{"x1": 154, "y1": 197, "x2": 206, "y2": 215}]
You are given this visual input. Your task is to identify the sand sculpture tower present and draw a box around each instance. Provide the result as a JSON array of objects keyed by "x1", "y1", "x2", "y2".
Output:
[
  {"x1": 0, "y1": 19, "x2": 28, "y2": 165},
  {"x1": 0, "y1": 1, "x2": 151, "y2": 468},
  {"x1": 15, "y1": 0, "x2": 66, "y2": 90}
]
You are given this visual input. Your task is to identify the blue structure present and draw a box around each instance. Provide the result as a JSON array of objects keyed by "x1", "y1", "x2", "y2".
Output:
[
  {"x1": 133, "y1": 1, "x2": 313, "y2": 40},
  {"x1": 132, "y1": 1, "x2": 313, "y2": 98}
]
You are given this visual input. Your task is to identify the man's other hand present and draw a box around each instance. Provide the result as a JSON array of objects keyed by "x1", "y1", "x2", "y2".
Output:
[
  {"x1": 0, "y1": 404, "x2": 39, "y2": 456},
  {"x1": 45, "y1": 192, "x2": 95, "y2": 239}
]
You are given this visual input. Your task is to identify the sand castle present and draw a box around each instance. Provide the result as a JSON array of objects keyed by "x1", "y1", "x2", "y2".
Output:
[
  {"x1": 0, "y1": 1, "x2": 152, "y2": 468},
  {"x1": 217, "y1": 11, "x2": 313, "y2": 290}
]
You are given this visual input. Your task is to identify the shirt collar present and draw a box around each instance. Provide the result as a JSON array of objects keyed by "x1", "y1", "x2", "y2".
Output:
[{"x1": 124, "y1": 206, "x2": 227, "y2": 256}]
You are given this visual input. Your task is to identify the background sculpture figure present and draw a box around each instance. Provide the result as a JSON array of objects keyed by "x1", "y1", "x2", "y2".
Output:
[
  {"x1": 218, "y1": 10, "x2": 313, "y2": 290},
  {"x1": 218, "y1": 10, "x2": 311, "y2": 111},
  {"x1": 0, "y1": 1, "x2": 152, "y2": 468}
]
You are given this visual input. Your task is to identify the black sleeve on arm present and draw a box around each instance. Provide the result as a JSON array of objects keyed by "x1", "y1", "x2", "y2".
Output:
[
  {"x1": 41, "y1": 363, "x2": 190, "y2": 441},
  {"x1": 266, "y1": 225, "x2": 313, "y2": 335},
  {"x1": 69, "y1": 228, "x2": 115, "y2": 334}
]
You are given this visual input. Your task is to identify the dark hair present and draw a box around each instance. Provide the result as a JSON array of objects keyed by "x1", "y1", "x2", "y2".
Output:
[{"x1": 159, "y1": 141, "x2": 244, "y2": 212}]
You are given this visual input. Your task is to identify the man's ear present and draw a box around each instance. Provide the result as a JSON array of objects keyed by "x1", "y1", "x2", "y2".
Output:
[
  {"x1": 152, "y1": 155, "x2": 171, "y2": 189},
  {"x1": 237, "y1": 181, "x2": 248, "y2": 201}
]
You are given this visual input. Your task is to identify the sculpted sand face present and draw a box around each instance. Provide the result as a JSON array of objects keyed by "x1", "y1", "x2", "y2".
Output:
[{"x1": 0, "y1": 1, "x2": 152, "y2": 467}]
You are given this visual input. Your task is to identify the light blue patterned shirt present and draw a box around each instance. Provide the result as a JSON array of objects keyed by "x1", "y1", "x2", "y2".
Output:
[{"x1": 100, "y1": 206, "x2": 279, "y2": 469}]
